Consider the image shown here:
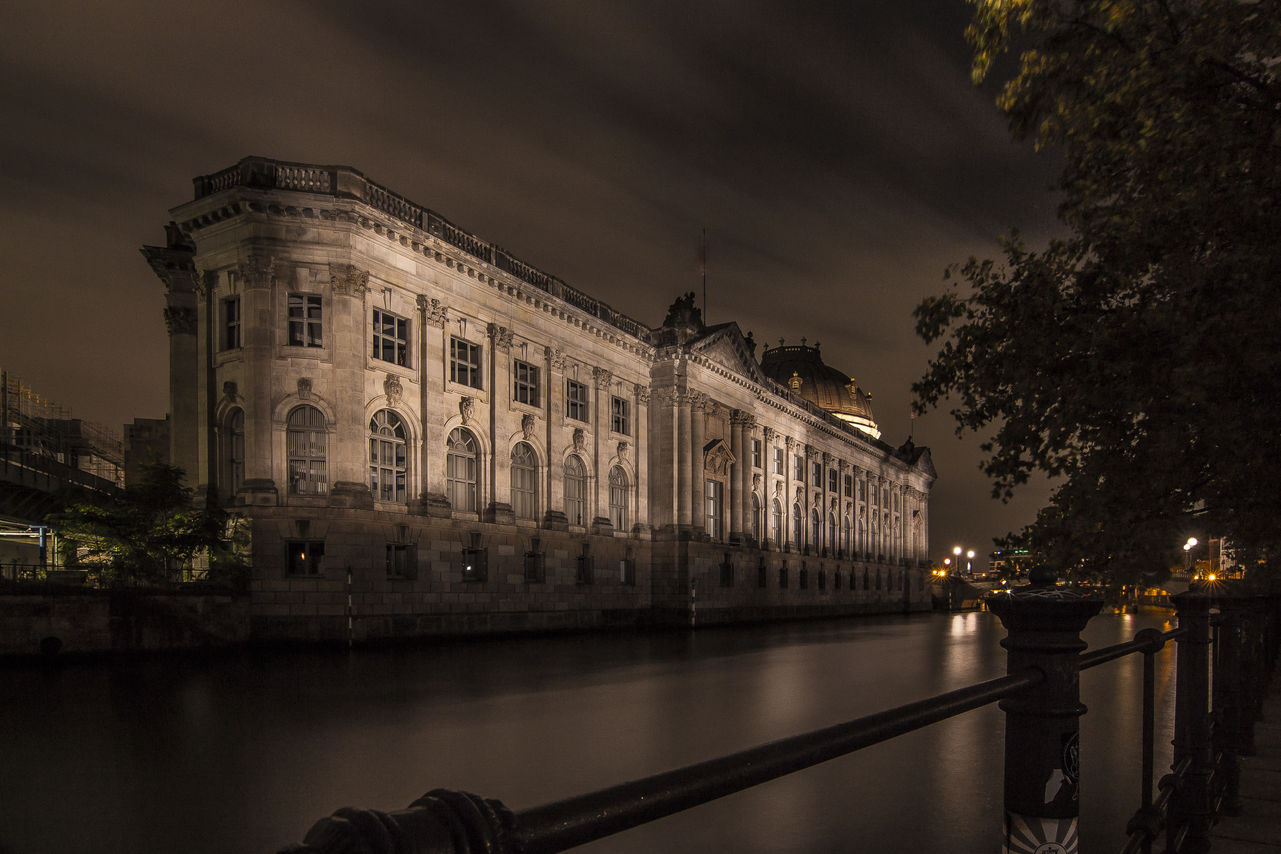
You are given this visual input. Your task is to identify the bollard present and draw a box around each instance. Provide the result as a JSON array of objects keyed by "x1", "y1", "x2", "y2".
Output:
[
  {"x1": 1171, "y1": 590, "x2": 1213, "y2": 853},
  {"x1": 987, "y1": 567, "x2": 1101, "y2": 854}
]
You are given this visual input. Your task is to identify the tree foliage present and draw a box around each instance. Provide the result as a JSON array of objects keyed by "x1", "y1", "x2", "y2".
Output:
[
  {"x1": 53, "y1": 461, "x2": 248, "y2": 586},
  {"x1": 915, "y1": 0, "x2": 1281, "y2": 579}
]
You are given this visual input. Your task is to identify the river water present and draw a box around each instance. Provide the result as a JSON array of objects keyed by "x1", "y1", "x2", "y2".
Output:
[{"x1": 0, "y1": 609, "x2": 1177, "y2": 854}]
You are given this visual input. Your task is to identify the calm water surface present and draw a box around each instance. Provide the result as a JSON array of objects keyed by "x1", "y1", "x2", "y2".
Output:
[{"x1": 0, "y1": 610, "x2": 1176, "y2": 854}]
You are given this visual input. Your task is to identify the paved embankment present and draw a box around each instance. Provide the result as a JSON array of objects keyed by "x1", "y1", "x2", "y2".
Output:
[{"x1": 1210, "y1": 665, "x2": 1281, "y2": 852}]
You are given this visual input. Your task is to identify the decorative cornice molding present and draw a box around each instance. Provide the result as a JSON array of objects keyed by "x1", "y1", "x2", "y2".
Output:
[{"x1": 329, "y1": 262, "x2": 369, "y2": 297}]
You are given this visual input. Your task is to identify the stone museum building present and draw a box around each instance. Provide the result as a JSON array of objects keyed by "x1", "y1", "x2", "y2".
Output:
[{"x1": 143, "y1": 156, "x2": 936, "y2": 640}]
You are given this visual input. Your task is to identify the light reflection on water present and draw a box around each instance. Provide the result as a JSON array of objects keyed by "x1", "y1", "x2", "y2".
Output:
[{"x1": 0, "y1": 610, "x2": 1175, "y2": 854}]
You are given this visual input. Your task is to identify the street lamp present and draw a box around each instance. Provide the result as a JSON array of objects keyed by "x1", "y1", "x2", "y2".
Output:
[
  {"x1": 1183, "y1": 537, "x2": 1198, "y2": 574},
  {"x1": 966, "y1": 549, "x2": 975, "y2": 575}
]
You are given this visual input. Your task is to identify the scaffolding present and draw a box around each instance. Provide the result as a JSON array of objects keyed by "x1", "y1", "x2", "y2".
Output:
[{"x1": 1, "y1": 369, "x2": 125, "y2": 489}]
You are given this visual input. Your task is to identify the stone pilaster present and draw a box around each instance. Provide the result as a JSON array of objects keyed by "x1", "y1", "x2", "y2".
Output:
[
  {"x1": 236, "y1": 255, "x2": 279, "y2": 506},
  {"x1": 675, "y1": 391, "x2": 692, "y2": 530},
  {"x1": 543, "y1": 346, "x2": 567, "y2": 528},
  {"x1": 690, "y1": 392, "x2": 707, "y2": 537},
  {"x1": 591, "y1": 367, "x2": 613, "y2": 531},
  {"x1": 326, "y1": 263, "x2": 372, "y2": 508},
  {"x1": 633, "y1": 383, "x2": 649, "y2": 531},
  {"x1": 783, "y1": 435, "x2": 794, "y2": 551},
  {"x1": 740, "y1": 414, "x2": 756, "y2": 543},
  {"x1": 416, "y1": 295, "x2": 450, "y2": 517},
  {"x1": 486, "y1": 322, "x2": 514, "y2": 523}
]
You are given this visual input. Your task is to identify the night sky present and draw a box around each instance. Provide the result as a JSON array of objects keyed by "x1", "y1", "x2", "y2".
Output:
[{"x1": 1, "y1": 0, "x2": 1063, "y2": 561}]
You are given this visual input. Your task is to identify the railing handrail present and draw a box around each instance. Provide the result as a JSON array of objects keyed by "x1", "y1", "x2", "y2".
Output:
[
  {"x1": 514, "y1": 667, "x2": 1043, "y2": 853},
  {"x1": 1080, "y1": 626, "x2": 1185, "y2": 670}
]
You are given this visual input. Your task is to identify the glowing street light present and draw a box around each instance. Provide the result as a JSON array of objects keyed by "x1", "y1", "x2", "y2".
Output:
[{"x1": 1183, "y1": 537, "x2": 1199, "y2": 574}]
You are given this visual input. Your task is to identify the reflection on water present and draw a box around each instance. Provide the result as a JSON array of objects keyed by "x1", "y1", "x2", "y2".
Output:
[{"x1": 0, "y1": 611, "x2": 1175, "y2": 854}]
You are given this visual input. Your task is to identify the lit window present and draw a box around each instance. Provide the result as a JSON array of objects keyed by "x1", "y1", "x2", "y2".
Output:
[
  {"x1": 609, "y1": 466, "x2": 628, "y2": 531},
  {"x1": 369, "y1": 410, "x2": 407, "y2": 503},
  {"x1": 610, "y1": 395, "x2": 630, "y2": 435},
  {"x1": 450, "y1": 337, "x2": 483, "y2": 389},
  {"x1": 566, "y1": 379, "x2": 589, "y2": 422},
  {"x1": 372, "y1": 309, "x2": 408, "y2": 367},
  {"x1": 511, "y1": 442, "x2": 538, "y2": 520},
  {"x1": 222, "y1": 296, "x2": 241, "y2": 350},
  {"x1": 565, "y1": 454, "x2": 586, "y2": 526},
  {"x1": 286, "y1": 540, "x2": 324, "y2": 576},
  {"x1": 446, "y1": 428, "x2": 479, "y2": 512},
  {"x1": 286, "y1": 405, "x2": 327, "y2": 495},
  {"x1": 287, "y1": 293, "x2": 322, "y2": 347},
  {"x1": 513, "y1": 360, "x2": 540, "y2": 406}
]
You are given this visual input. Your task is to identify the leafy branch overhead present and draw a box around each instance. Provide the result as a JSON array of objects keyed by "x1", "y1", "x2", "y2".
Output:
[{"x1": 915, "y1": 0, "x2": 1281, "y2": 577}]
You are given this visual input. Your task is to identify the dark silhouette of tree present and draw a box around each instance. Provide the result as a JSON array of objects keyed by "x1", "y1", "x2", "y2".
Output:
[
  {"x1": 53, "y1": 461, "x2": 247, "y2": 586},
  {"x1": 915, "y1": 0, "x2": 1281, "y2": 580}
]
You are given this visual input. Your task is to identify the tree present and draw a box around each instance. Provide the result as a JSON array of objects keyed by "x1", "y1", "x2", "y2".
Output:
[
  {"x1": 914, "y1": 0, "x2": 1281, "y2": 581},
  {"x1": 53, "y1": 461, "x2": 247, "y2": 586}
]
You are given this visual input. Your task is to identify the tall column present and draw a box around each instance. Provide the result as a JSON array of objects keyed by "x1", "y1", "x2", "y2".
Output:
[
  {"x1": 417, "y1": 295, "x2": 450, "y2": 516},
  {"x1": 487, "y1": 323, "x2": 514, "y2": 523},
  {"x1": 838, "y1": 460, "x2": 850, "y2": 557},
  {"x1": 237, "y1": 257, "x2": 277, "y2": 504},
  {"x1": 544, "y1": 347, "x2": 566, "y2": 526},
  {"x1": 783, "y1": 436, "x2": 794, "y2": 551},
  {"x1": 633, "y1": 383, "x2": 649, "y2": 531},
  {"x1": 762, "y1": 426, "x2": 777, "y2": 547},
  {"x1": 728, "y1": 410, "x2": 745, "y2": 543},
  {"x1": 592, "y1": 367, "x2": 613, "y2": 529},
  {"x1": 690, "y1": 392, "x2": 707, "y2": 536},
  {"x1": 675, "y1": 390, "x2": 691, "y2": 530},
  {"x1": 327, "y1": 264, "x2": 372, "y2": 507},
  {"x1": 740, "y1": 415, "x2": 757, "y2": 543}
]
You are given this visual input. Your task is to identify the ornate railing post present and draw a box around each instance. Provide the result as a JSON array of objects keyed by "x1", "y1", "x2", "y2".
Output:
[
  {"x1": 1213, "y1": 592, "x2": 1244, "y2": 816},
  {"x1": 1170, "y1": 590, "x2": 1213, "y2": 852},
  {"x1": 988, "y1": 567, "x2": 1101, "y2": 854}
]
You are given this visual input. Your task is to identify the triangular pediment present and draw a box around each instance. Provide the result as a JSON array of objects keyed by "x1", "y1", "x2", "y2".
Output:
[
  {"x1": 687, "y1": 323, "x2": 769, "y2": 385},
  {"x1": 702, "y1": 437, "x2": 736, "y2": 476}
]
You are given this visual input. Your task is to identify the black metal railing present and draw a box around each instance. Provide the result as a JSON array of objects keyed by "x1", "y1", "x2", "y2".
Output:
[{"x1": 279, "y1": 582, "x2": 1279, "y2": 854}]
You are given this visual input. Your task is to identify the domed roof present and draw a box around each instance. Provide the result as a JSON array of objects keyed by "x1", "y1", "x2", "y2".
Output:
[{"x1": 760, "y1": 341, "x2": 879, "y2": 438}]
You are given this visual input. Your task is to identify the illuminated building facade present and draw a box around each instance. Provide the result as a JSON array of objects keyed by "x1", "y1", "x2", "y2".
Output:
[{"x1": 143, "y1": 157, "x2": 935, "y2": 640}]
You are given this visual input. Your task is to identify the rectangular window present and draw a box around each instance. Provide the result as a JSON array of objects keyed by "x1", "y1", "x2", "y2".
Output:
[
  {"x1": 828, "y1": 469, "x2": 838, "y2": 493},
  {"x1": 462, "y1": 546, "x2": 488, "y2": 582},
  {"x1": 513, "y1": 360, "x2": 540, "y2": 406},
  {"x1": 812, "y1": 461, "x2": 822, "y2": 486},
  {"x1": 450, "y1": 337, "x2": 483, "y2": 389},
  {"x1": 386, "y1": 543, "x2": 416, "y2": 579},
  {"x1": 619, "y1": 555, "x2": 636, "y2": 586},
  {"x1": 774, "y1": 447, "x2": 784, "y2": 475},
  {"x1": 611, "y1": 395, "x2": 630, "y2": 435},
  {"x1": 844, "y1": 474, "x2": 853, "y2": 497},
  {"x1": 566, "y1": 379, "x2": 589, "y2": 422},
  {"x1": 706, "y1": 480, "x2": 723, "y2": 540},
  {"x1": 372, "y1": 309, "x2": 408, "y2": 367},
  {"x1": 524, "y1": 549, "x2": 546, "y2": 583},
  {"x1": 752, "y1": 439, "x2": 762, "y2": 468},
  {"x1": 287, "y1": 294, "x2": 323, "y2": 347},
  {"x1": 222, "y1": 296, "x2": 241, "y2": 350},
  {"x1": 286, "y1": 540, "x2": 324, "y2": 576},
  {"x1": 576, "y1": 546, "x2": 594, "y2": 585},
  {"x1": 794, "y1": 455, "x2": 805, "y2": 482}
]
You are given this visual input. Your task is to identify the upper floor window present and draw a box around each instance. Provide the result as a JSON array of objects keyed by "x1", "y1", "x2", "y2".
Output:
[
  {"x1": 774, "y1": 447, "x2": 784, "y2": 475},
  {"x1": 514, "y1": 360, "x2": 540, "y2": 407},
  {"x1": 287, "y1": 293, "x2": 323, "y2": 348},
  {"x1": 221, "y1": 296, "x2": 241, "y2": 350},
  {"x1": 828, "y1": 468, "x2": 838, "y2": 493},
  {"x1": 610, "y1": 395, "x2": 630, "y2": 435},
  {"x1": 511, "y1": 442, "x2": 538, "y2": 520},
  {"x1": 286, "y1": 405, "x2": 327, "y2": 495},
  {"x1": 446, "y1": 428, "x2": 479, "y2": 512},
  {"x1": 369, "y1": 409, "x2": 407, "y2": 503},
  {"x1": 372, "y1": 309, "x2": 408, "y2": 367},
  {"x1": 844, "y1": 474, "x2": 853, "y2": 497},
  {"x1": 812, "y1": 460, "x2": 822, "y2": 486},
  {"x1": 450, "y1": 337, "x2": 483, "y2": 389},
  {"x1": 793, "y1": 454, "x2": 805, "y2": 482},
  {"x1": 609, "y1": 466, "x2": 629, "y2": 531},
  {"x1": 566, "y1": 379, "x2": 589, "y2": 422},
  {"x1": 565, "y1": 454, "x2": 586, "y2": 526},
  {"x1": 752, "y1": 438, "x2": 762, "y2": 468},
  {"x1": 706, "y1": 480, "x2": 724, "y2": 541}
]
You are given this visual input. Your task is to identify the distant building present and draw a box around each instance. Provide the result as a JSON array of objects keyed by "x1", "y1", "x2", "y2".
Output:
[
  {"x1": 142, "y1": 156, "x2": 936, "y2": 641},
  {"x1": 987, "y1": 548, "x2": 1034, "y2": 580}
]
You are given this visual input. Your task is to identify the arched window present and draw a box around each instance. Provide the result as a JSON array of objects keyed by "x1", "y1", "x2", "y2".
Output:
[
  {"x1": 446, "y1": 428, "x2": 478, "y2": 512},
  {"x1": 565, "y1": 455, "x2": 586, "y2": 526},
  {"x1": 771, "y1": 498, "x2": 782, "y2": 548},
  {"x1": 842, "y1": 514, "x2": 851, "y2": 557},
  {"x1": 511, "y1": 442, "x2": 538, "y2": 520},
  {"x1": 827, "y1": 513, "x2": 836, "y2": 555},
  {"x1": 286, "y1": 405, "x2": 327, "y2": 495},
  {"x1": 369, "y1": 409, "x2": 407, "y2": 503},
  {"x1": 608, "y1": 466, "x2": 629, "y2": 531},
  {"x1": 792, "y1": 503, "x2": 802, "y2": 549},
  {"x1": 810, "y1": 509, "x2": 820, "y2": 552},
  {"x1": 224, "y1": 408, "x2": 244, "y2": 498},
  {"x1": 751, "y1": 493, "x2": 761, "y2": 542}
]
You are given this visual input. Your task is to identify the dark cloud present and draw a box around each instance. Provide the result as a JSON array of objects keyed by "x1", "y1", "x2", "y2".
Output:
[{"x1": 0, "y1": 0, "x2": 1061, "y2": 558}]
